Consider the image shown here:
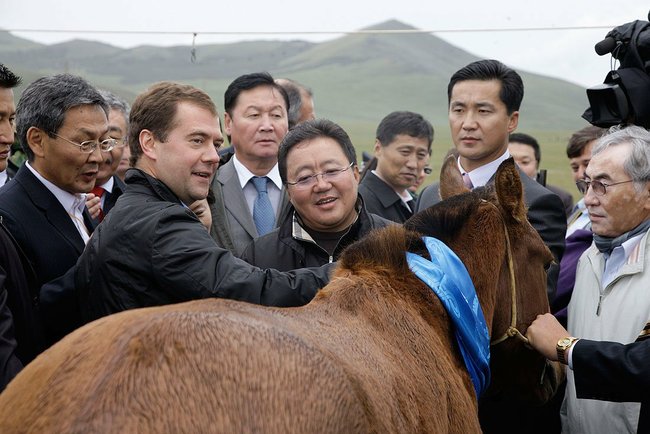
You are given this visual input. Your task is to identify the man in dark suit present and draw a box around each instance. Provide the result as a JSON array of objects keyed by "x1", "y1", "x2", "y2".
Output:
[
  {"x1": 87, "y1": 90, "x2": 130, "y2": 225},
  {"x1": 0, "y1": 64, "x2": 44, "y2": 389},
  {"x1": 508, "y1": 132, "x2": 574, "y2": 217},
  {"x1": 415, "y1": 59, "x2": 566, "y2": 434},
  {"x1": 527, "y1": 312, "x2": 650, "y2": 434},
  {"x1": 0, "y1": 64, "x2": 17, "y2": 186},
  {"x1": 0, "y1": 74, "x2": 113, "y2": 347},
  {"x1": 358, "y1": 111, "x2": 433, "y2": 223},
  {"x1": 210, "y1": 72, "x2": 291, "y2": 256},
  {"x1": 416, "y1": 60, "x2": 566, "y2": 273}
]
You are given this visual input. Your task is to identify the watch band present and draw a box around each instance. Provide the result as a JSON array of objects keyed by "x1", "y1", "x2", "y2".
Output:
[{"x1": 557, "y1": 336, "x2": 579, "y2": 365}]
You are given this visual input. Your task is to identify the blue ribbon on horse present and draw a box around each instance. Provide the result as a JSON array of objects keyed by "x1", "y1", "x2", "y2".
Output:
[{"x1": 406, "y1": 236, "x2": 491, "y2": 398}]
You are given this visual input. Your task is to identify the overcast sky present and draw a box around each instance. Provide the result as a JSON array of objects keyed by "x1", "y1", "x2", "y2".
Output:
[{"x1": 2, "y1": 1, "x2": 648, "y2": 87}]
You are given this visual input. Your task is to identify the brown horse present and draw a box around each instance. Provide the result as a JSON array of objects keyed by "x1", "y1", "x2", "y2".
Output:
[{"x1": 0, "y1": 158, "x2": 561, "y2": 433}]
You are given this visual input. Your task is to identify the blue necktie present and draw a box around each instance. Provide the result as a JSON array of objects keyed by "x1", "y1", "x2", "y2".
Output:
[{"x1": 252, "y1": 176, "x2": 275, "y2": 236}]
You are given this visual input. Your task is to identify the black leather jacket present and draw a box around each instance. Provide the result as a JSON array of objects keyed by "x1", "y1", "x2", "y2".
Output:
[
  {"x1": 76, "y1": 169, "x2": 332, "y2": 323},
  {"x1": 240, "y1": 198, "x2": 392, "y2": 271}
]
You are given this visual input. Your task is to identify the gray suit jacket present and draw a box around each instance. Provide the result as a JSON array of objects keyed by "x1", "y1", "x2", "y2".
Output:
[{"x1": 209, "y1": 159, "x2": 290, "y2": 256}]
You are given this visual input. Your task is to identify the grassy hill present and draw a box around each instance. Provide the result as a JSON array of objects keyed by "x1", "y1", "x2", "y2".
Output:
[{"x1": 0, "y1": 20, "x2": 593, "y2": 195}]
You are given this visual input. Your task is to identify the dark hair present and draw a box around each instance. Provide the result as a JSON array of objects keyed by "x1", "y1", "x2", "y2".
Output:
[
  {"x1": 278, "y1": 119, "x2": 357, "y2": 184},
  {"x1": 360, "y1": 156, "x2": 378, "y2": 181},
  {"x1": 566, "y1": 125, "x2": 606, "y2": 159},
  {"x1": 448, "y1": 59, "x2": 524, "y2": 115},
  {"x1": 16, "y1": 74, "x2": 108, "y2": 161},
  {"x1": 375, "y1": 111, "x2": 434, "y2": 150},
  {"x1": 509, "y1": 132, "x2": 541, "y2": 163},
  {"x1": 0, "y1": 64, "x2": 21, "y2": 89},
  {"x1": 129, "y1": 81, "x2": 217, "y2": 166},
  {"x1": 224, "y1": 72, "x2": 289, "y2": 116}
]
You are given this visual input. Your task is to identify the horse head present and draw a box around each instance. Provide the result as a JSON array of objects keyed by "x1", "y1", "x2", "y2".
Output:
[{"x1": 406, "y1": 156, "x2": 562, "y2": 404}]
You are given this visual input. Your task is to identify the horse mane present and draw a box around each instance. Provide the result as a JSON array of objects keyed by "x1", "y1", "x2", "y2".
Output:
[
  {"x1": 336, "y1": 225, "x2": 424, "y2": 277},
  {"x1": 405, "y1": 191, "x2": 483, "y2": 243}
]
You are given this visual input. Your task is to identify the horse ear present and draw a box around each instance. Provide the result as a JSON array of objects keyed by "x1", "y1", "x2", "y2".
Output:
[
  {"x1": 495, "y1": 158, "x2": 526, "y2": 222},
  {"x1": 440, "y1": 155, "x2": 469, "y2": 200}
]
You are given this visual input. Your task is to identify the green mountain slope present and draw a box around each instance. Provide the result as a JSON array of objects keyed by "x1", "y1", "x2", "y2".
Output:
[{"x1": 0, "y1": 19, "x2": 592, "y2": 179}]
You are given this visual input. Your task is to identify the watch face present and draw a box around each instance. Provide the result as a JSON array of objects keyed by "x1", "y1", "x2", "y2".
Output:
[{"x1": 560, "y1": 338, "x2": 571, "y2": 347}]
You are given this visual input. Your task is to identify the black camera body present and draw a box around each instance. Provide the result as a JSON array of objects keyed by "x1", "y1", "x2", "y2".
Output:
[{"x1": 583, "y1": 13, "x2": 650, "y2": 128}]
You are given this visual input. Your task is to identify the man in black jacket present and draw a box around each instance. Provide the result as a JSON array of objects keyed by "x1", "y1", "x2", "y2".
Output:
[
  {"x1": 240, "y1": 119, "x2": 391, "y2": 271},
  {"x1": 0, "y1": 64, "x2": 45, "y2": 388},
  {"x1": 358, "y1": 111, "x2": 433, "y2": 223},
  {"x1": 527, "y1": 313, "x2": 650, "y2": 434},
  {"x1": 75, "y1": 82, "x2": 332, "y2": 323}
]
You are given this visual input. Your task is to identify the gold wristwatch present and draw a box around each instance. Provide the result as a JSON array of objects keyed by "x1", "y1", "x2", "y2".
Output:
[{"x1": 556, "y1": 336, "x2": 579, "y2": 365}]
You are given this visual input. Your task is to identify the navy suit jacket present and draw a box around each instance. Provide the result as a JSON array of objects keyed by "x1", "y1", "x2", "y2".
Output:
[
  {"x1": 0, "y1": 165, "x2": 91, "y2": 346},
  {"x1": 573, "y1": 339, "x2": 650, "y2": 433}
]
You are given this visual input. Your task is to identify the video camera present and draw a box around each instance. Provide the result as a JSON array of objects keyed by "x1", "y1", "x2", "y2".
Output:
[{"x1": 583, "y1": 11, "x2": 650, "y2": 128}]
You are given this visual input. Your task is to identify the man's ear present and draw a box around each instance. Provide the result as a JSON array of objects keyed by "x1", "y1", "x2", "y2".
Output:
[
  {"x1": 139, "y1": 129, "x2": 157, "y2": 160},
  {"x1": 224, "y1": 112, "x2": 233, "y2": 137},
  {"x1": 373, "y1": 139, "x2": 382, "y2": 156},
  {"x1": 507, "y1": 111, "x2": 519, "y2": 133},
  {"x1": 26, "y1": 127, "x2": 46, "y2": 159}
]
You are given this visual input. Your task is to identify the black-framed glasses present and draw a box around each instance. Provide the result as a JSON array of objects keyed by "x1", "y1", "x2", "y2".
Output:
[
  {"x1": 50, "y1": 132, "x2": 117, "y2": 153},
  {"x1": 286, "y1": 162, "x2": 355, "y2": 190},
  {"x1": 576, "y1": 178, "x2": 634, "y2": 196}
]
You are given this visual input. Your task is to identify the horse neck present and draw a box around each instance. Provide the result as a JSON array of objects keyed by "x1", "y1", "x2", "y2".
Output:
[{"x1": 452, "y1": 233, "x2": 507, "y2": 337}]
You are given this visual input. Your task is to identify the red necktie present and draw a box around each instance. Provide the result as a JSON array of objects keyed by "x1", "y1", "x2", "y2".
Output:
[{"x1": 91, "y1": 186, "x2": 105, "y2": 222}]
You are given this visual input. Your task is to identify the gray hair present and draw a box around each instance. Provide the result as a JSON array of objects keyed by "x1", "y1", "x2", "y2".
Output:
[
  {"x1": 275, "y1": 78, "x2": 313, "y2": 129},
  {"x1": 99, "y1": 89, "x2": 130, "y2": 117},
  {"x1": 99, "y1": 89, "x2": 130, "y2": 134},
  {"x1": 593, "y1": 125, "x2": 650, "y2": 192},
  {"x1": 16, "y1": 74, "x2": 108, "y2": 160}
]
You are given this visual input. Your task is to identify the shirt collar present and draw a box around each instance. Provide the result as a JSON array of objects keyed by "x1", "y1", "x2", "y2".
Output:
[
  {"x1": 232, "y1": 155, "x2": 283, "y2": 190},
  {"x1": 25, "y1": 161, "x2": 87, "y2": 214},
  {"x1": 457, "y1": 150, "x2": 511, "y2": 188},
  {"x1": 98, "y1": 176, "x2": 115, "y2": 193}
]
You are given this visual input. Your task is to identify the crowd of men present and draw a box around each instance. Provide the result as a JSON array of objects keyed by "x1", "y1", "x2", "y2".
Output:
[{"x1": 1, "y1": 58, "x2": 649, "y2": 433}]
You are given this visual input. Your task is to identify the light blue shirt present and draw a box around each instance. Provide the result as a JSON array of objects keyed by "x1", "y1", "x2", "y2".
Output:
[{"x1": 232, "y1": 155, "x2": 283, "y2": 217}]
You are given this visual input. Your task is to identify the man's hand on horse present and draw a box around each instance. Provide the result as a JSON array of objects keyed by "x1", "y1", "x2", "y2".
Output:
[{"x1": 526, "y1": 313, "x2": 569, "y2": 362}]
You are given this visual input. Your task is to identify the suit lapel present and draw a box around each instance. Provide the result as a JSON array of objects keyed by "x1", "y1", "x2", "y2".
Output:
[
  {"x1": 218, "y1": 161, "x2": 258, "y2": 238},
  {"x1": 16, "y1": 168, "x2": 86, "y2": 255}
]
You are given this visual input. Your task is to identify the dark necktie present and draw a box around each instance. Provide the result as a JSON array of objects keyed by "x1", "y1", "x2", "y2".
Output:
[
  {"x1": 91, "y1": 186, "x2": 105, "y2": 222},
  {"x1": 252, "y1": 176, "x2": 275, "y2": 236},
  {"x1": 405, "y1": 199, "x2": 415, "y2": 217}
]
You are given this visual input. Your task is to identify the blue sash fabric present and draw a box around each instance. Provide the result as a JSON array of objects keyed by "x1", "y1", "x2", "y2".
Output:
[{"x1": 406, "y1": 236, "x2": 491, "y2": 398}]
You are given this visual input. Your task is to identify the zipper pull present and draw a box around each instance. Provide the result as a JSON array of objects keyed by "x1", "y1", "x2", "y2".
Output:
[{"x1": 596, "y1": 294, "x2": 603, "y2": 316}]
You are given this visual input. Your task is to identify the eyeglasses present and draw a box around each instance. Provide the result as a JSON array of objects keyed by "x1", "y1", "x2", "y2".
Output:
[
  {"x1": 576, "y1": 178, "x2": 634, "y2": 196},
  {"x1": 111, "y1": 137, "x2": 128, "y2": 148},
  {"x1": 50, "y1": 132, "x2": 117, "y2": 153},
  {"x1": 286, "y1": 162, "x2": 355, "y2": 190}
]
